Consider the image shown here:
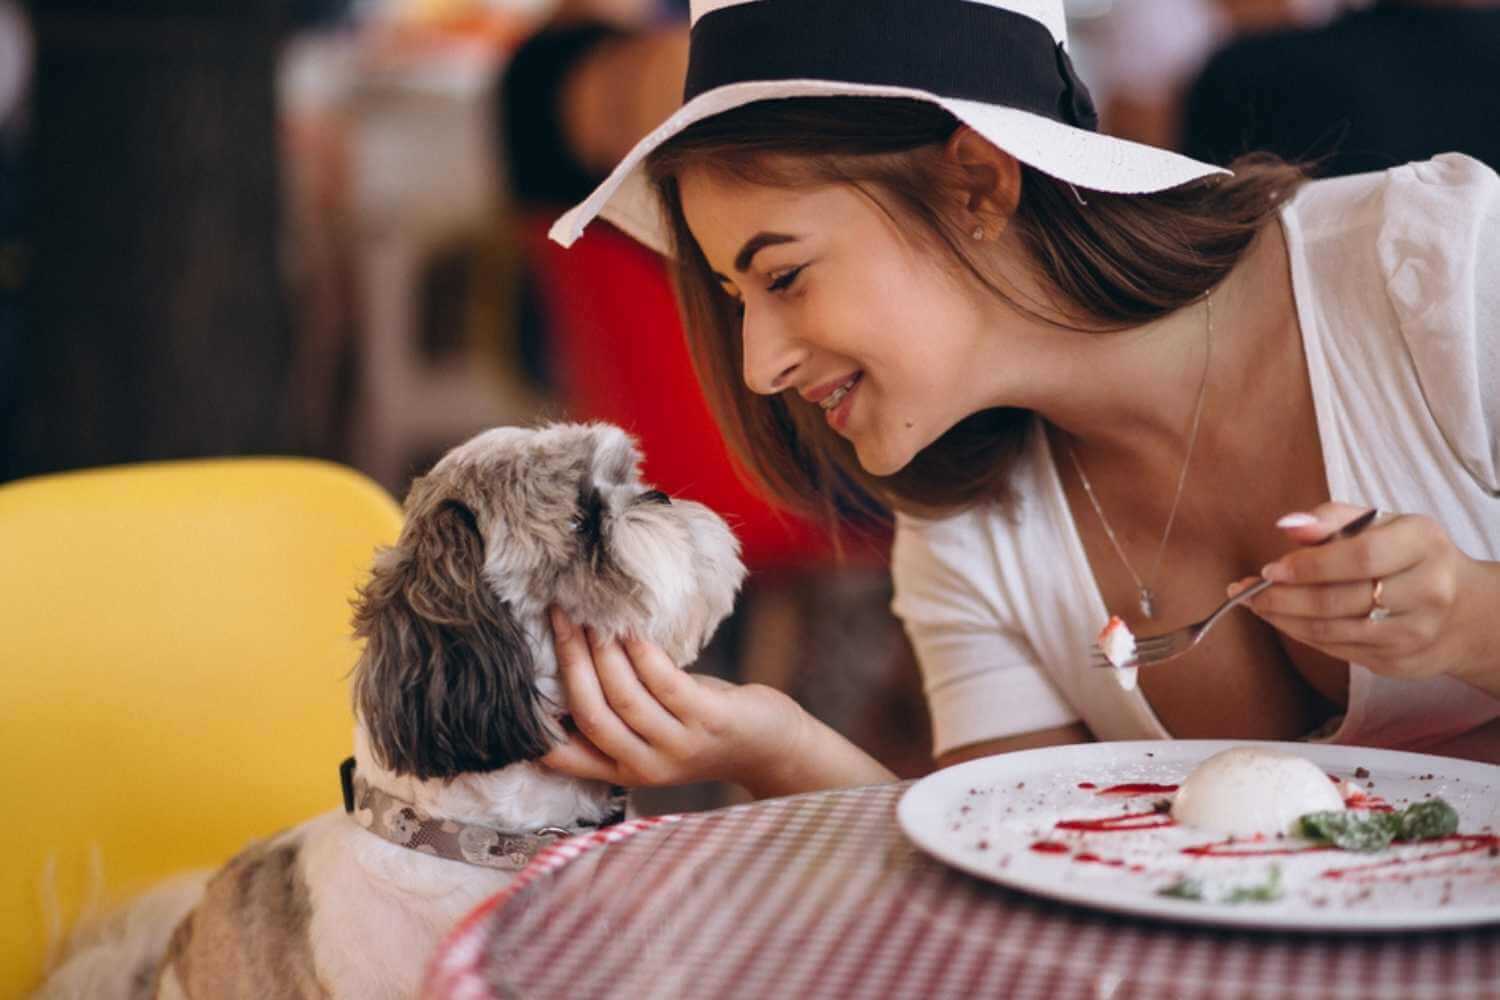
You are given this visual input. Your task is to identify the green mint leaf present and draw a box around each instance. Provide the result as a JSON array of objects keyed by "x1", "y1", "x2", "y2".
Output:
[
  {"x1": 1297, "y1": 811, "x2": 1398, "y2": 852},
  {"x1": 1299, "y1": 797, "x2": 1461, "y2": 852},
  {"x1": 1157, "y1": 877, "x2": 1204, "y2": 900},
  {"x1": 1158, "y1": 869, "x2": 1283, "y2": 905},
  {"x1": 1221, "y1": 866, "x2": 1283, "y2": 904},
  {"x1": 1397, "y1": 799, "x2": 1459, "y2": 841}
]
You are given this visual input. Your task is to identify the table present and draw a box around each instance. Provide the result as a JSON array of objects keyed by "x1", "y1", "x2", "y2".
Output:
[{"x1": 423, "y1": 782, "x2": 1500, "y2": 999}]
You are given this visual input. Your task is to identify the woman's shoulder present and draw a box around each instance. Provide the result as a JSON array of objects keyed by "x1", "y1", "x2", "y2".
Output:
[
  {"x1": 1291, "y1": 154, "x2": 1500, "y2": 494},
  {"x1": 1376, "y1": 155, "x2": 1500, "y2": 495},
  {"x1": 1285, "y1": 153, "x2": 1500, "y2": 241}
]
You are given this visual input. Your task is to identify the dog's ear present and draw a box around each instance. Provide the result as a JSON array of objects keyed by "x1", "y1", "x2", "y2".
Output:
[{"x1": 352, "y1": 498, "x2": 553, "y2": 781}]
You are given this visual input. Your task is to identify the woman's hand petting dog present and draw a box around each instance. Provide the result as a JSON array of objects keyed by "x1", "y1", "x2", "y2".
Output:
[
  {"x1": 542, "y1": 605, "x2": 803, "y2": 797},
  {"x1": 543, "y1": 606, "x2": 897, "y2": 798}
]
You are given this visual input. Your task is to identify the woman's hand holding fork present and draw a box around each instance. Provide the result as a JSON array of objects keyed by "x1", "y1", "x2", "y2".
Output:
[{"x1": 1230, "y1": 502, "x2": 1500, "y2": 695}]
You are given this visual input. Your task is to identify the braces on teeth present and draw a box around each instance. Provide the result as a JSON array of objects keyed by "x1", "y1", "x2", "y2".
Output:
[{"x1": 821, "y1": 377, "x2": 858, "y2": 410}]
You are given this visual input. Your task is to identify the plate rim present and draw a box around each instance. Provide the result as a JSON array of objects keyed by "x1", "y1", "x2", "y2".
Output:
[{"x1": 896, "y1": 739, "x2": 1500, "y2": 933}]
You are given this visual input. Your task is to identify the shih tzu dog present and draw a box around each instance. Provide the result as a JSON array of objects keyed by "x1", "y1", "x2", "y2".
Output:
[{"x1": 36, "y1": 422, "x2": 745, "y2": 1000}]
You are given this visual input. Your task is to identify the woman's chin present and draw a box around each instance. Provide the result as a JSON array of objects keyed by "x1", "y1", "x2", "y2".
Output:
[{"x1": 853, "y1": 437, "x2": 916, "y2": 478}]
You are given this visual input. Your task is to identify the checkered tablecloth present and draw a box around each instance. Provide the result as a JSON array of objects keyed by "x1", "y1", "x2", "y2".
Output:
[{"x1": 423, "y1": 782, "x2": 1500, "y2": 999}]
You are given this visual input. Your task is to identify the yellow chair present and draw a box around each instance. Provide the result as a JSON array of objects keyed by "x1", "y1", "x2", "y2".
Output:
[{"x1": 0, "y1": 458, "x2": 404, "y2": 997}]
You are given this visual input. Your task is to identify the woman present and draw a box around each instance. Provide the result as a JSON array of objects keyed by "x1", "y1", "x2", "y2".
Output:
[{"x1": 538, "y1": 0, "x2": 1500, "y2": 797}]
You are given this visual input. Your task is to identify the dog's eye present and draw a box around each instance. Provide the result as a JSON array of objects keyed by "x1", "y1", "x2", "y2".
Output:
[
  {"x1": 636, "y1": 490, "x2": 671, "y2": 506},
  {"x1": 575, "y1": 487, "x2": 605, "y2": 543}
]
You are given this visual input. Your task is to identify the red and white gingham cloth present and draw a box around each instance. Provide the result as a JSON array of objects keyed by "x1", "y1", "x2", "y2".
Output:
[{"x1": 423, "y1": 782, "x2": 1500, "y2": 999}]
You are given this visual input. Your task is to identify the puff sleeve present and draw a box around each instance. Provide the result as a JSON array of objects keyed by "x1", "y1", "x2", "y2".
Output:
[
  {"x1": 890, "y1": 511, "x2": 1079, "y2": 758},
  {"x1": 1378, "y1": 154, "x2": 1500, "y2": 496}
]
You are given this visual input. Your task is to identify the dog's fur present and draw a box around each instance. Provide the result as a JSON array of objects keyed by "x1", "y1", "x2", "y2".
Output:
[{"x1": 35, "y1": 423, "x2": 744, "y2": 1000}]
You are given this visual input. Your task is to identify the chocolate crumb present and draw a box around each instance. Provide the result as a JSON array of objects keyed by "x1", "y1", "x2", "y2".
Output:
[
  {"x1": 1016, "y1": 782, "x2": 1025, "y2": 789},
  {"x1": 1152, "y1": 799, "x2": 1172, "y2": 814},
  {"x1": 977, "y1": 840, "x2": 989, "y2": 851},
  {"x1": 1354, "y1": 766, "x2": 1370, "y2": 779},
  {"x1": 1366, "y1": 781, "x2": 1375, "y2": 789},
  {"x1": 1488, "y1": 845, "x2": 1498, "y2": 858}
]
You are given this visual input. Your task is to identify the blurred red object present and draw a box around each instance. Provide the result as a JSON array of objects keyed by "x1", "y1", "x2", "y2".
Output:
[{"x1": 521, "y1": 215, "x2": 838, "y2": 572}]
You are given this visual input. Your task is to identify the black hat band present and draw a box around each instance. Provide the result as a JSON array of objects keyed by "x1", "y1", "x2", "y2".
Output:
[{"x1": 684, "y1": 0, "x2": 1099, "y2": 132}]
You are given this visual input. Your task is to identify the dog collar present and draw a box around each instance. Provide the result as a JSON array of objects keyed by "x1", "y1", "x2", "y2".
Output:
[{"x1": 339, "y1": 757, "x2": 626, "y2": 872}]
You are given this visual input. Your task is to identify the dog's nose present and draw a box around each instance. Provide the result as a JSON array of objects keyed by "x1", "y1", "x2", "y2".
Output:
[{"x1": 637, "y1": 490, "x2": 672, "y2": 506}]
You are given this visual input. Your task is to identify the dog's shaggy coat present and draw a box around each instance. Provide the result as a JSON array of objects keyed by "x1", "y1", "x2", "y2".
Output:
[{"x1": 35, "y1": 423, "x2": 744, "y2": 1000}]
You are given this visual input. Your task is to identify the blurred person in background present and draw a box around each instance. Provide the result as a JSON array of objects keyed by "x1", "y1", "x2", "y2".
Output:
[
  {"x1": 501, "y1": 0, "x2": 687, "y2": 205},
  {"x1": 1070, "y1": 0, "x2": 1344, "y2": 150},
  {"x1": 1183, "y1": 0, "x2": 1500, "y2": 175}
]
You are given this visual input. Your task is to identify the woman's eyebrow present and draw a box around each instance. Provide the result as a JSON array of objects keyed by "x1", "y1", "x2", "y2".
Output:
[{"x1": 733, "y1": 232, "x2": 799, "y2": 273}]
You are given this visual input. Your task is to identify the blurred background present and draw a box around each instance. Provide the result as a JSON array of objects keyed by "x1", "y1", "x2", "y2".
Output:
[{"x1": 3, "y1": 0, "x2": 1497, "y2": 808}]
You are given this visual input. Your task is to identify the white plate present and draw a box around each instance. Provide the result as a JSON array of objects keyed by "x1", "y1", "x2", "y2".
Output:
[{"x1": 897, "y1": 740, "x2": 1500, "y2": 931}]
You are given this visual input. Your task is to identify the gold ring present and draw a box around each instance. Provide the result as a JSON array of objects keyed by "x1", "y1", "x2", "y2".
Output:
[{"x1": 1368, "y1": 578, "x2": 1391, "y2": 622}]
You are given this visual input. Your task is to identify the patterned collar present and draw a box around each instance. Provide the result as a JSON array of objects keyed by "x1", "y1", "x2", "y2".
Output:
[{"x1": 339, "y1": 757, "x2": 626, "y2": 872}]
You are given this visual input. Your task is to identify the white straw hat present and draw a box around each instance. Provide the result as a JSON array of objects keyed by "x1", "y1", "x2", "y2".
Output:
[{"x1": 549, "y1": 0, "x2": 1229, "y2": 256}]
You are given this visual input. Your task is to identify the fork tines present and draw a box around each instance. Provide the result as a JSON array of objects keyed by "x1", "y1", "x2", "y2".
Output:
[{"x1": 1090, "y1": 634, "x2": 1183, "y2": 670}]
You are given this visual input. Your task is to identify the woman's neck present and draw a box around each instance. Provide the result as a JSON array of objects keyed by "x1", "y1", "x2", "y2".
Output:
[{"x1": 993, "y1": 222, "x2": 1289, "y2": 469}]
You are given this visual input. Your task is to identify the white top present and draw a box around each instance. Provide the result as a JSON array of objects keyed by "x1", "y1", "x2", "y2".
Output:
[{"x1": 891, "y1": 154, "x2": 1500, "y2": 760}]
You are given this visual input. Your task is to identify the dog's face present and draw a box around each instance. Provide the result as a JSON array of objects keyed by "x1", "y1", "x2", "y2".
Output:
[{"x1": 352, "y1": 423, "x2": 745, "y2": 781}]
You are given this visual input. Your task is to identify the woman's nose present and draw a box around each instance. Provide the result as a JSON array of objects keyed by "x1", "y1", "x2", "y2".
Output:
[{"x1": 741, "y1": 305, "x2": 805, "y2": 396}]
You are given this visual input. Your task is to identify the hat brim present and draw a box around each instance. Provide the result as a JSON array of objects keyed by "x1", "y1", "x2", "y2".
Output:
[{"x1": 549, "y1": 80, "x2": 1230, "y2": 256}]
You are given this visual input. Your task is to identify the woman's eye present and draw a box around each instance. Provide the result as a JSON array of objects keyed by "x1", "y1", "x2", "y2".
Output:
[{"x1": 768, "y1": 266, "x2": 804, "y2": 294}]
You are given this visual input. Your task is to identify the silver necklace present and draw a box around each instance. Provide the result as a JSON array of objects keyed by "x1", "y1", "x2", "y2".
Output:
[{"x1": 1067, "y1": 293, "x2": 1214, "y2": 619}]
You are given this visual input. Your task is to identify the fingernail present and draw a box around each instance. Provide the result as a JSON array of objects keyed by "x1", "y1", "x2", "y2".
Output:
[
  {"x1": 1227, "y1": 580, "x2": 1245, "y2": 597},
  {"x1": 1276, "y1": 512, "x2": 1319, "y2": 529},
  {"x1": 1261, "y1": 562, "x2": 1290, "y2": 583}
]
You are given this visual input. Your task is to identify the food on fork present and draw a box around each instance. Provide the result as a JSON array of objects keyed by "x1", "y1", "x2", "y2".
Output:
[
  {"x1": 1096, "y1": 615, "x2": 1139, "y2": 690},
  {"x1": 1170, "y1": 747, "x2": 1345, "y2": 837}
]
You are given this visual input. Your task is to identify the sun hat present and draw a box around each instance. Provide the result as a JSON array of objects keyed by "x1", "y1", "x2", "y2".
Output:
[{"x1": 548, "y1": 0, "x2": 1230, "y2": 256}]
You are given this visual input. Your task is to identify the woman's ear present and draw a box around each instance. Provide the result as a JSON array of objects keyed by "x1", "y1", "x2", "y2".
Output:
[{"x1": 944, "y1": 126, "x2": 1022, "y2": 239}]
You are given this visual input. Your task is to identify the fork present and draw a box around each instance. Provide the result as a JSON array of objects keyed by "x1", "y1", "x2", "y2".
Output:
[{"x1": 1089, "y1": 507, "x2": 1381, "y2": 671}]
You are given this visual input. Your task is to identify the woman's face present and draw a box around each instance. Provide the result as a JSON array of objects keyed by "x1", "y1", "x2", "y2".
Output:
[{"x1": 679, "y1": 167, "x2": 1006, "y2": 476}]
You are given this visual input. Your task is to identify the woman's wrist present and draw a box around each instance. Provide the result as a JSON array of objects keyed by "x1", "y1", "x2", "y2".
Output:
[
  {"x1": 1452, "y1": 559, "x2": 1500, "y2": 698},
  {"x1": 729, "y1": 685, "x2": 897, "y2": 799}
]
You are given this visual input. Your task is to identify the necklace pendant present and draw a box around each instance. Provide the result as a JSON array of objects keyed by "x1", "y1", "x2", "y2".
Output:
[{"x1": 1139, "y1": 588, "x2": 1156, "y2": 619}]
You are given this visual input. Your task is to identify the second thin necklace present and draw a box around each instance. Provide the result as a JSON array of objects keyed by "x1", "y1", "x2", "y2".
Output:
[{"x1": 1067, "y1": 292, "x2": 1214, "y2": 620}]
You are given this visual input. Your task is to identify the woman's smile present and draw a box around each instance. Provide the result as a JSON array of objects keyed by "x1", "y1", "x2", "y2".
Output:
[
  {"x1": 810, "y1": 372, "x2": 863, "y2": 430},
  {"x1": 680, "y1": 169, "x2": 1009, "y2": 476}
]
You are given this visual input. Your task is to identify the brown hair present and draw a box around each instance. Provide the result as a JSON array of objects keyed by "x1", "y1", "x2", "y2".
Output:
[{"x1": 644, "y1": 98, "x2": 1304, "y2": 534}]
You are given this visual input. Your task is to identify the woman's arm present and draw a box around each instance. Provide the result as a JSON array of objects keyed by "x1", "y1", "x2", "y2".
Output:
[
  {"x1": 1446, "y1": 560, "x2": 1500, "y2": 699},
  {"x1": 540, "y1": 607, "x2": 895, "y2": 799}
]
